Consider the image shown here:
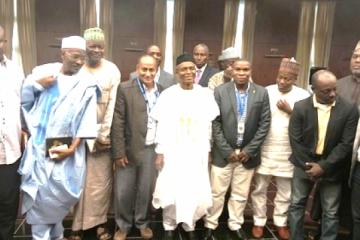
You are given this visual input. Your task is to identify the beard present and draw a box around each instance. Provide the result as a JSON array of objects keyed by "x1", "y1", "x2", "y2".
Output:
[{"x1": 352, "y1": 69, "x2": 360, "y2": 78}]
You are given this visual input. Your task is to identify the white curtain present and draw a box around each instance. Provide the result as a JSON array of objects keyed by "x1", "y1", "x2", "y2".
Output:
[
  {"x1": 17, "y1": 0, "x2": 37, "y2": 75},
  {"x1": 314, "y1": 0, "x2": 336, "y2": 67},
  {"x1": 295, "y1": 0, "x2": 316, "y2": 88},
  {"x1": 100, "y1": 0, "x2": 114, "y2": 60}
]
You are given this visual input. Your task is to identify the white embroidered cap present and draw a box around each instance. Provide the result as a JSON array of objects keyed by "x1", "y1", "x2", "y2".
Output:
[
  {"x1": 221, "y1": 47, "x2": 241, "y2": 60},
  {"x1": 61, "y1": 36, "x2": 86, "y2": 50}
]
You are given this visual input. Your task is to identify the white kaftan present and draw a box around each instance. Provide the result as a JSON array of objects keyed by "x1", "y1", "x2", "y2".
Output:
[
  {"x1": 151, "y1": 84, "x2": 219, "y2": 226},
  {"x1": 256, "y1": 85, "x2": 309, "y2": 177}
]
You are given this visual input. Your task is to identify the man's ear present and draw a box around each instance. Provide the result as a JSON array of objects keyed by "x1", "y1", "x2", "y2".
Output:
[{"x1": 60, "y1": 50, "x2": 66, "y2": 62}]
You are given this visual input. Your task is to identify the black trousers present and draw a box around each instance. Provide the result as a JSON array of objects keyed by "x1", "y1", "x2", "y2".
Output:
[
  {"x1": 0, "y1": 160, "x2": 20, "y2": 240},
  {"x1": 352, "y1": 162, "x2": 360, "y2": 240}
]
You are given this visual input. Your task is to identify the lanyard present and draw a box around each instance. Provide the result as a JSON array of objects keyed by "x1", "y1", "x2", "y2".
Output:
[
  {"x1": 136, "y1": 78, "x2": 159, "y2": 113},
  {"x1": 236, "y1": 90, "x2": 247, "y2": 117}
]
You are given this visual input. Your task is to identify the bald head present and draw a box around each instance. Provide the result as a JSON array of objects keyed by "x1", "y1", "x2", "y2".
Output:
[
  {"x1": 311, "y1": 70, "x2": 337, "y2": 104},
  {"x1": 193, "y1": 43, "x2": 210, "y2": 68},
  {"x1": 136, "y1": 55, "x2": 157, "y2": 88}
]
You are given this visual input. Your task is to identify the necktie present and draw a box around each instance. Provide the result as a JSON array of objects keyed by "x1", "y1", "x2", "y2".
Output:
[{"x1": 195, "y1": 69, "x2": 202, "y2": 83}]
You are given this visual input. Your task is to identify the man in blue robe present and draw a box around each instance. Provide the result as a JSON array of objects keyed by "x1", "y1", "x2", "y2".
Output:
[{"x1": 19, "y1": 36, "x2": 98, "y2": 240}]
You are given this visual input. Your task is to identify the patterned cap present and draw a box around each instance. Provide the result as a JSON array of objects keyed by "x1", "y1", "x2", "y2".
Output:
[
  {"x1": 83, "y1": 27, "x2": 105, "y2": 41},
  {"x1": 221, "y1": 47, "x2": 240, "y2": 60},
  {"x1": 279, "y1": 57, "x2": 300, "y2": 76}
]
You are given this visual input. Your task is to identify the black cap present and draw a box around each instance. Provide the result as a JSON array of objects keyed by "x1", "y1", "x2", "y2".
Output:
[{"x1": 176, "y1": 53, "x2": 194, "y2": 66}]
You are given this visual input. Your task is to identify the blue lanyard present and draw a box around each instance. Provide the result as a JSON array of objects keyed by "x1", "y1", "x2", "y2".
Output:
[
  {"x1": 236, "y1": 90, "x2": 247, "y2": 117},
  {"x1": 136, "y1": 78, "x2": 159, "y2": 112}
]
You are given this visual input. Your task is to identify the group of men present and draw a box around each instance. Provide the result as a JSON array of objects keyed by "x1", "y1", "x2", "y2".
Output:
[{"x1": 1, "y1": 21, "x2": 360, "y2": 240}]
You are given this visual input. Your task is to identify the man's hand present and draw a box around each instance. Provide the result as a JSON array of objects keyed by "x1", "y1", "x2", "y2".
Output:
[
  {"x1": 238, "y1": 151, "x2": 250, "y2": 163},
  {"x1": 49, "y1": 146, "x2": 76, "y2": 161},
  {"x1": 155, "y1": 154, "x2": 164, "y2": 170},
  {"x1": 115, "y1": 156, "x2": 129, "y2": 168},
  {"x1": 37, "y1": 75, "x2": 56, "y2": 88},
  {"x1": 276, "y1": 99, "x2": 292, "y2": 114},
  {"x1": 228, "y1": 151, "x2": 239, "y2": 162},
  {"x1": 305, "y1": 162, "x2": 324, "y2": 178}
]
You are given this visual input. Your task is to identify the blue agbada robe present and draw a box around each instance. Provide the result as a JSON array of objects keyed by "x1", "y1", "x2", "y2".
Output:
[{"x1": 19, "y1": 63, "x2": 99, "y2": 224}]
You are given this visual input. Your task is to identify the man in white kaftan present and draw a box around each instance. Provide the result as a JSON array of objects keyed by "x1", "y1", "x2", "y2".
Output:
[
  {"x1": 250, "y1": 58, "x2": 309, "y2": 239},
  {"x1": 19, "y1": 36, "x2": 98, "y2": 240},
  {"x1": 151, "y1": 54, "x2": 219, "y2": 240}
]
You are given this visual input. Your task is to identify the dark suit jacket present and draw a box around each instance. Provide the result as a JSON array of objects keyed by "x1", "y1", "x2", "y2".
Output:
[
  {"x1": 198, "y1": 65, "x2": 218, "y2": 87},
  {"x1": 212, "y1": 81, "x2": 271, "y2": 169},
  {"x1": 289, "y1": 96, "x2": 358, "y2": 182},
  {"x1": 129, "y1": 69, "x2": 176, "y2": 90},
  {"x1": 111, "y1": 79, "x2": 163, "y2": 165}
]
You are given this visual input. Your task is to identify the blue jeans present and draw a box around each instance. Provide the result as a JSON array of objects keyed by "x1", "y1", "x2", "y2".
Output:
[
  {"x1": 288, "y1": 167, "x2": 341, "y2": 240},
  {"x1": 351, "y1": 162, "x2": 360, "y2": 240}
]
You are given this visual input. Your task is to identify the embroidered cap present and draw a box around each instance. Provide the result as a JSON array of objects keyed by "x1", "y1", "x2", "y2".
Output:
[
  {"x1": 61, "y1": 36, "x2": 86, "y2": 50},
  {"x1": 221, "y1": 47, "x2": 241, "y2": 60},
  {"x1": 279, "y1": 57, "x2": 300, "y2": 76},
  {"x1": 84, "y1": 27, "x2": 105, "y2": 41}
]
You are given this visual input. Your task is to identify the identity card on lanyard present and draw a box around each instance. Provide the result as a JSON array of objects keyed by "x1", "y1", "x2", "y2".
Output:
[
  {"x1": 136, "y1": 78, "x2": 159, "y2": 114},
  {"x1": 236, "y1": 90, "x2": 247, "y2": 136}
]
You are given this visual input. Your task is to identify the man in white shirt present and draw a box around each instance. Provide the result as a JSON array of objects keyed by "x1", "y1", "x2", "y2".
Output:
[
  {"x1": 111, "y1": 55, "x2": 161, "y2": 240},
  {"x1": 0, "y1": 26, "x2": 24, "y2": 240},
  {"x1": 250, "y1": 58, "x2": 309, "y2": 239},
  {"x1": 0, "y1": 24, "x2": 25, "y2": 240}
]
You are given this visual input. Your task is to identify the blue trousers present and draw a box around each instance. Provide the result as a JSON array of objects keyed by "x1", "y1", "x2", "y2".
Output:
[
  {"x1": 288, "y1": 167, "x2": 341, "y2": 240},
  {"x1": 31, "y1": 222, "x2": 63, "y2": 240}
]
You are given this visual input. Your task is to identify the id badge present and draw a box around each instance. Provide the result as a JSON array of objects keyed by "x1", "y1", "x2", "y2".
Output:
[{"x1": 237, "y1": 121, "x2": 245, "y2": 134}]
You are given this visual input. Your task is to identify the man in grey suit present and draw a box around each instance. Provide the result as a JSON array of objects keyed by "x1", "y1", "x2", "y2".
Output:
[
  {"x1": 193, "y1": 43, "x2": 218, "y2": 87},
  {"x1": 111, "y1": 55, "x2": 162, "y2": 240},
  {"x1": 288, "y1": 70, "x2": 358, "y2": 240},
  {"x1": 129, "y1": 45, "x2": 176, "y2": 89},
  {"x1": 203, "y1": 59, "x2": 271, "y2": 240}
]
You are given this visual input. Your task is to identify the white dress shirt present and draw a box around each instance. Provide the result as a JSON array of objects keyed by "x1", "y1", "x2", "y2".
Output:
[{"x1": 0, "y1": 56, "x2": 24, "y2": 164}]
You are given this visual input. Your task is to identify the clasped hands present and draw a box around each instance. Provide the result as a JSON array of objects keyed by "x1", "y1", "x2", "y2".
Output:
[
  {"x1": 228, "y1": 150, "x2": 250, "y2": 163},
  {"x1": 305, "y1": 162, "x2": 324, "y2": 180}
]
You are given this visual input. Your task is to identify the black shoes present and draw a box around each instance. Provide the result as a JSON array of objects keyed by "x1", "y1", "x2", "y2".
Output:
[
  {"x1": 163, "y1": 230, "x2": 175, "y2": 240},
  {"x1": 202, "y1": 228, "x2": 217, "y2": 240},
  {"x1": 186, "y1": 231, "x2": 198, "y2": 240},
  {"x1": 231, "y1": 228, "x2": 248, "y2": 240}
]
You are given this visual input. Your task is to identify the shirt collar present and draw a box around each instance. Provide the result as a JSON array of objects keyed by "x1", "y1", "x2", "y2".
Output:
[
  {"x1": 142, "y1": 81, "x2": 158, "y2": 93},
  {"x1": 313, "y1": 94, "x2": 336, "y2": 109},
  {"x1": 234, "y1": 82, "x2": 251, "y2": 94},
  {"x1": 196, "y1": 64, "x2": 207, "y2": 72}
]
